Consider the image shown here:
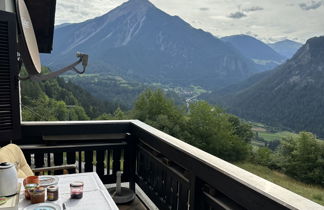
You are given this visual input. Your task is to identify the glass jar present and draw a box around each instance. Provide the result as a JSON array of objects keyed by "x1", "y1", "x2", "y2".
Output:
[
  {"x1": 70, "y1": 181, "x2": 84, "y2": 199},
  {"x1": 24, "y1": 183, "x2": 38, "y2": 200},
  {"x1": 47, "y1": 185, "x2": 59, "y2": 201},
  {"x1": 30, "y1": 187, "x2": 45, "y2": 204}
]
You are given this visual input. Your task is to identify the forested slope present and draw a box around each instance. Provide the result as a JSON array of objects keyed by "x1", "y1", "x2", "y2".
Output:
[
  {"x1": 206, "y1": 36, "x2": 324, "y2": 137},
  {"x1": 20, "y1": 67, "x2": 118, "y2": 120}
]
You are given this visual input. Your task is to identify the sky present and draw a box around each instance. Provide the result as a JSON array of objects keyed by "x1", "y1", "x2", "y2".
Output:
[{"x1": 55, "y1": 0, "x2": 324, "y2": 43}]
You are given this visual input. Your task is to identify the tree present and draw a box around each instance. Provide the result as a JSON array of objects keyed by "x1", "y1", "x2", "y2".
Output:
[
  {"x1": 69, "y1": 106, "x2": 90, "y2": 120},
  {"x1": 132, "y1": 89, "x2": 186, "y2": 138},
  {"x1": 186, "y1": 101, "x2": 251, "y2": 161},
  {"x1": 227, "y1": 115, "x2": 253, "y2": 143},
  {"x1": 278, "y1": 132, "x2": 324, "y2": 185},
  {"x1": 20, "y1": 66, "x2": 118, "y2": 121},
  {"x1": 253, "y1": 147, "x2": 272, "y2": 166}
]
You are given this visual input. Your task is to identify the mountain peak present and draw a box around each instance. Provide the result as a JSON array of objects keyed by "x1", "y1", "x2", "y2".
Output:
[
  {"x1": 101, "y1": 0, "x2": 155, "y2": 23},
  {"x1": 305, "y1": 36, "x2": 324, "y2": 49},
  {"x1": 117, "y1": 0, "x2": 154, "y2": 12},
  {"x1": 268, "y1": 39, "x2": 303, "y2": 59},
  {"x1": 129, "y1": 0, "x2": 151, "y2": 3},
  {"x1": 270, "y1": 39, "x2": 303, "y2": 47},
  {"x1": 292, "y1": 36, "x2": 324, "y2": 62}
]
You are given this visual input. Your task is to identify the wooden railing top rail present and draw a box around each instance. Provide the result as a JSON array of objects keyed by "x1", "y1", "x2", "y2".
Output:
[
  {"x1": 130, "y1": 120, "x2": 323, "y2": 210},
  {"x1": 20, "y1": 121, "x2": 133, "y2": 143},
  {"x1": 21, "y1": 120, "x2": 133, "y2": 126}
]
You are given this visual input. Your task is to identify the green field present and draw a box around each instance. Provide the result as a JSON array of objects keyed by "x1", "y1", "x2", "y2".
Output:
[
  {"x1": 235, "y1": 162, "x2": 324, "y2": 206},
  {"x1": 257, "y1": 131, "x2": 297, "y2": 142},
  {"x1": 250, "y1": 121, "x2": 297, "y2": 142}
]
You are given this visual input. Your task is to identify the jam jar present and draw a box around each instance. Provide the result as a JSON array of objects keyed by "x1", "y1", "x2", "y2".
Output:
[
  {"x1": 47, "y1": 185, "x2": 59, "y2": 201},
  {"x1": 70, "y1": 181, "x2": 84, "y2": 199},
  {"x1": 30, "y1": 187, "x2": 45, "y2": 204},
  {"x1": 24, "y1": 183, "x2": 38, "y2": 200}
]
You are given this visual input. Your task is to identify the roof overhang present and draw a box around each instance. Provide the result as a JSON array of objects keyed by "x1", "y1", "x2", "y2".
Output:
[{"x1": 25, "y1": 0, "x2": 56, "y2": 53}]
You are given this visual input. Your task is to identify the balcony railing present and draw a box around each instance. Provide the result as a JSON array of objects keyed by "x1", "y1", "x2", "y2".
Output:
[{"x1": 15, "y1": 120, "x2": 322, "y2": 210}]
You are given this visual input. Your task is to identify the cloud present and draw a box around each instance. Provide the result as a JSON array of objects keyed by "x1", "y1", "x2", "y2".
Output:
[
  {"x1": 299, "y1": 1, "x2": 322, "y2": 10},
  {"x1": 199, "y1": 7, "x2": 209, "y2": 11},
  {"x1": 268, "y1": 37, "x2": 289, "y2": 43},
  {"x1": 210, "y1": 15, "x2": 229, "y2": 21},
  {"x1": 55, "y1": 0, "x2": 127, "y2": 24},
  {"x1": 246, "y1": 31, "x2": 259, "y2": 37},
  {"x1": 228, "y1": 11, "x2": 246, "y2": 19},
  {"x1": 243, "y1": 6, "x2": 264, "y2": 12},
  {"x1": 54, "y1": 0, "x2": 324, "y2": 43}
]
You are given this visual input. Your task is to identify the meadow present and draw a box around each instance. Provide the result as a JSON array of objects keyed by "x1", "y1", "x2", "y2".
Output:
[{"x1": 236, "y1": 162, "x2": 324, "y2": 206}]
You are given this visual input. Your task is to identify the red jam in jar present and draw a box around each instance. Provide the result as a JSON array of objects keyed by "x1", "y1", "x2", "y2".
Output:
[{"x1": 70, "y1": 181, "x2": 84, "y2": 199}]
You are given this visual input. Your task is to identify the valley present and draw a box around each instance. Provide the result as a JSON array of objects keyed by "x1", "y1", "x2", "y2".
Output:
[{"x1": 63, "y1": 73, "x2": 207, "y2": 109}]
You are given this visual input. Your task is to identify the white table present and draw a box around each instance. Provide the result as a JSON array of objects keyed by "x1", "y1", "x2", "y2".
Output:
[{"x1": 18, "y1": 172, "x2": 118, "y2": 210}]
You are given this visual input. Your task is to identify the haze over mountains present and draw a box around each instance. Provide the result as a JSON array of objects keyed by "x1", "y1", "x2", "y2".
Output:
[
  {"x1": 221, "y1": 35, "x2": 286, "y2": 71},
  {"x1": 42, "y1": 0, "x2": 260, "y2": 90},
  {"x1": 268, "y1": 39, "x2": 303, "y2": 59},
  {"x1": 205, "y1": 36, "x2": 324, "y2": 137}
]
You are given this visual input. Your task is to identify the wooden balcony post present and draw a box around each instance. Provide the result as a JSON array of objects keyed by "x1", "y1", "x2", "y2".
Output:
[
  {"x1": 125, "y1": 133, "x2": 136, "y2": 192},
  {"x1": 189, "y1": 173, "x2": 205, "y2": 210}
]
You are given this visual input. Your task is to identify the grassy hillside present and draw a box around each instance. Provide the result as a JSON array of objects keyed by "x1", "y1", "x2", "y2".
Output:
[
  {"x1": 251, "y1": 122, "x2": 297, "y2": 142},
  {"x1": 236, "y1": 162, "x2": 324, "y2": 206},
  {"x1": 250, "y1": 122, "x2": 323, "y2": 144}
]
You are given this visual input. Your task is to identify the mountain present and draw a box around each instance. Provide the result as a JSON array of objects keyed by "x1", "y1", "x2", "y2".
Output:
[
  {"x1": 207, "y1": 36, "x2": 324, "y2": 137},
  {"x1": 41, "y1": 0, "x2": 257, "y2": 90},
  {"x1": 268, "y1": 39, "x2": 303, "y2": 59},
  {"x1": 221, "y1": 35, "x2": 286, "y2": 71},
  {"x1": 201, "y1": 70, "x2": 273, "y2": 106}
]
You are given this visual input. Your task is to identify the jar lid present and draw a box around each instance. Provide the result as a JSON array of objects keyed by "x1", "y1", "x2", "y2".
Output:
[
  {"x1": 25, "y1": 183, "x2": 38, "y2": 189},
  {"x1": 70, "y1": 181, "x2": 84, "y2": 187},
  {"x1": 47, "y1": 185, "x2": 58, "y2": 191}
]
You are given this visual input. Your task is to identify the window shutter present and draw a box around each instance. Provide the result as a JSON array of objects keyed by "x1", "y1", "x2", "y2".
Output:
[{"x1": 0, "y1": 11, "x2": 21, "y2": 142}]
